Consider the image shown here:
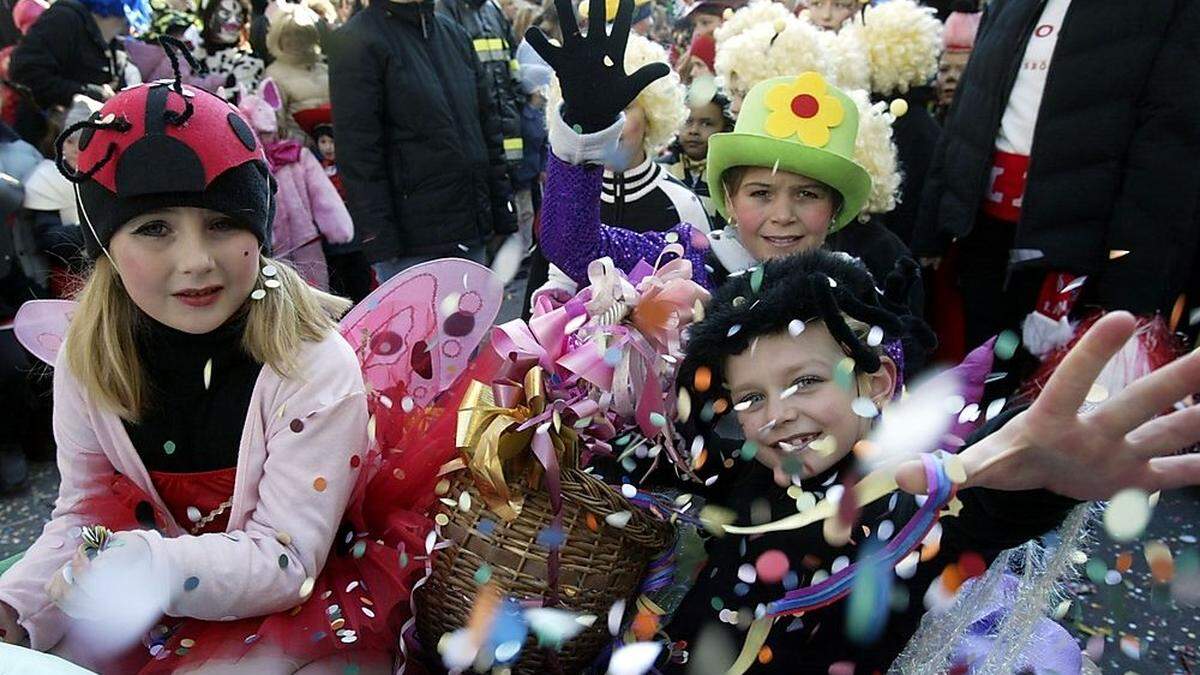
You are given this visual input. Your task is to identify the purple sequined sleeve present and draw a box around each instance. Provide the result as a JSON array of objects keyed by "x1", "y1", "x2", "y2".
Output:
[{"x1": 540, "y1": 154, "x2": 712, "y2": 290}]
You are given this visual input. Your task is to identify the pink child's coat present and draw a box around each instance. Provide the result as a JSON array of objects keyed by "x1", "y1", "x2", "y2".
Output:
[
  {"x1": 240, "y1": 79, "x2": 353, "y2": 290},
  {"x1": 0, "y1": 332, "x2": 369, "y2": 653}
]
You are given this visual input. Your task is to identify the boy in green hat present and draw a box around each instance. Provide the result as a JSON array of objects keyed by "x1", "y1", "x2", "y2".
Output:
[{"x1": 527, "y1": 0, "x2": 918, "y2": 315}]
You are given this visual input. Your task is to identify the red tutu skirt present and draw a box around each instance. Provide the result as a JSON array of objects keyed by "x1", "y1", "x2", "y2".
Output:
[{"x1": 68, "y1": 349, "x2": 504, "y2": 673}]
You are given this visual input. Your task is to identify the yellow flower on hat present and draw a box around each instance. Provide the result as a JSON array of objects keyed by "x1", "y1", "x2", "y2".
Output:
[{"x1": 763, "y1": 72, "x2": 845, "y2": 147}]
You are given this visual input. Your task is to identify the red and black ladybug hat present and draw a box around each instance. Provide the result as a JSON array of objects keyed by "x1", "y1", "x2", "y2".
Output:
[{"x1": 57, "y1": 37, "x2": 274, "y2": 259}]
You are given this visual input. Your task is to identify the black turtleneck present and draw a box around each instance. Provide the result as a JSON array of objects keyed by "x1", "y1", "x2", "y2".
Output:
[{"x1": 122, "y1": 312, "x2": 264, "y2": 473}]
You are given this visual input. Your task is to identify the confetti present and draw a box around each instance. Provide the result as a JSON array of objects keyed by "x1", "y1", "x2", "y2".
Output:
[
  {"x1": 313, "y1": 477, "x2": 328, "y2": 492},
  {"x1": 889, "y1": 98, "x2": 909, "y2": 117},
  {"x1": 605, "y1": 511, "x2": 632, "y2": 529},
  {"x1": 203, "y1": 359, "x2": 212, "y2": 390},
  {"x1": 788, "y1": 319, "x2": 806, "y2": 336},
  {"x1": 351, "y1": 541, "x2": 367, "y2": 559},
  {"x1": 1119, "y1": 634, "x2": 1140, "y2": 659},
  {"x1": 250, "y1": 289, "x2": 267, "y2": 300},
  {"x1": 727, "y1": 324, "x2": 742, "y2": 337},
  {"x1": 1144, "y1": 540, "x2": 1174, "y2": 583},
  {"x1": 525, "y1": 607, "x2": 589, "y2": 648},
  {"x1": 621, "y1": 484, "x2": 637, "y2": 498},
  {"x1": 608, "y1": 598, "x2": 626, "y2": 636},
  {"x1": 834, "y1": 357, "x2": 856, "y2": 390},
  {"x1": 866, "y1": 326, "x2": 884, "y2": 347},
  {"x1": 750, "y1": 266, "x2": 765, "y2": 293},
  {"x1": 1104, "y1": 488, "x2": 1152, "y2": 542},
  {"x1": 607, "y1": 642, "x2": 663, "y2": 675},
  {"x1": 536, "y1": 525, "x2": 566, "y2": 549},
  {"x1": 474, "y1": 564, "x2": 492, "y2": 585},
  {"x1": 458, "y1": 491, "x2": 472, "y2": 512},
  {"x1": 755, "y1": 550, "x2": 789, "y2": 584},
  {"x1": 1086, "y1": 383, "x2": 1109, "y2": 403},
  {"x1": 994, "y1": 330, "x2": 1020, "y2": 360},
  {"x1": 1108, "y1": 249, "x2": 1131, "y2": 260},
  {"x1": 299, "y1": 577, "x2": 315, "y2": 599},
  {"x1": 262, "y1": 265, "x2": 277, "y2": 277},
  {"x1": 186, "y1": 506, "x2": 202, "y2": 522},
  {"x1": 278, "y1": 554, "x2": 289, "y2": 569},
  {"x1": 648, "y1": 412, "x2": 667, "y2": 428},
  {"x1": 676, "y1": 387, "x2": 692, "y2": 422},
  {"x1": 163, "y1": 440, "x2": 177, "y2": 455},
  {"x1": 851, "y1": 397, "x2": 879, "y2": 418},
  {"x1": 434, "y1": 513, "x2": 450, "y2": 526},
  {"x1": 183, "y1": 576, "x2": 199, "y2": 591}
]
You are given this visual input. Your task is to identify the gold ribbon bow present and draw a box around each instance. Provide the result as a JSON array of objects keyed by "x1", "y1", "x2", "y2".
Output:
[{"x1": 456, "y1": 366, "x2": 578, "y2": 521}]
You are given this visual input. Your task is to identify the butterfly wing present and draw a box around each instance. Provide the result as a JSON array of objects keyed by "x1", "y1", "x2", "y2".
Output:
[{"x1": 11, "y1": 299, "x2": 77, "y2": 366}]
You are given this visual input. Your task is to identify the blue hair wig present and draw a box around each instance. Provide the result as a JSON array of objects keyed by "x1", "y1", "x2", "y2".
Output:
[{"x1": 79, "y1": 0, "x2": 152, "y2": 34}]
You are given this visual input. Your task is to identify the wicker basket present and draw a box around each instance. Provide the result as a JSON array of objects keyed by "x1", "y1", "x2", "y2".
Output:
[{"x1": 415, "y1": 468, "x2": 675, "y2": 673}]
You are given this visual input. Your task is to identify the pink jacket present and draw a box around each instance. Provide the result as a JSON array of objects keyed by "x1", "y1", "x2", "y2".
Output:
[
  {"x1": 0, "y1": 332, "x2": 369, "y2": 651},
  {"x1": 272, "y1": 148, "x2": 354, "y2": 257},
  {"x1": 270, "y1": 146, "x2": 354, "y2": 289}
]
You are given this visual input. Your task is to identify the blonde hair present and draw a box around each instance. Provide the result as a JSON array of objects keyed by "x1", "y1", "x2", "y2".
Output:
[
  {"x1": 814, "y1": 23, "x2": 871, "y2": 91},
  {"x1": 548, "y1": 34, "x2": 686, "y2": 155},
  {"x1": 64, "y1": 255, "x2": 352, "y2": 420},
  {"x1": 846, "y1": 88, "x2": 901, "y2": 219},
  {"x1": 713, "y1": 0, "x2": 794, "y2": 47},
  {"x1": 840, "y1": 0, "x2": 942, "y2": 95},
  {"x1": 714, "y1": 17, "x2": 827, "y2": 97}
]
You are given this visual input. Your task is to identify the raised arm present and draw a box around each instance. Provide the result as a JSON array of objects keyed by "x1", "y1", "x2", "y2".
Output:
[
  {"x1": 540, "y1": 107, "x2": 709, "y2": 287},
  {"x1": 527, "y1": 0, "x2": 708, "y2": 287}
]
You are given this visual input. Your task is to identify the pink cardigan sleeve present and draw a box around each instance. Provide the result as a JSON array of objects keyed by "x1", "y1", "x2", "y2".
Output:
[
  {"x1": 123, "y1": 334, "x2": 369, "y2": 621},
  {"x1": 302, "y1": 151, "x2": 354, "y2": 245},
  {"x1": 0, "y1": 351, "x2": 120, "y2": 650}
]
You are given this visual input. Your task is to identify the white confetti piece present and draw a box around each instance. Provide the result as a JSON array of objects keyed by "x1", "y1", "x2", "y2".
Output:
[
  {"x1": 1104, "y1": 489, "x2": 1153, "y2": 542},
  {"x1": 607, "y1": 641, "x2": 663, "y2": 675},
  {"x1": 605, "y1": 511, "x2": 632, "y2": 529}
]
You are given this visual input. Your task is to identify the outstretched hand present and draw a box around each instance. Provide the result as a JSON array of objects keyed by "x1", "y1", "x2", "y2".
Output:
[
  {"x1": 897, "y1": 312, "x2": 1200, "y2": 499},
  {"x1": 524, "y1": 0, "x2": 670, "y2": 132}
]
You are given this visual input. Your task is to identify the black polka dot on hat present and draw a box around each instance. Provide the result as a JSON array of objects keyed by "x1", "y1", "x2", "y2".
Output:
[{"x1": 227, "y1": 112, "x2": 257, "y2": 152}]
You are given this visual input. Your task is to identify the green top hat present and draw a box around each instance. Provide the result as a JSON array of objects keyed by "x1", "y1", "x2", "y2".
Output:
[{"x1": 707, "y1": 72, "x2": 871, "y2": 233}]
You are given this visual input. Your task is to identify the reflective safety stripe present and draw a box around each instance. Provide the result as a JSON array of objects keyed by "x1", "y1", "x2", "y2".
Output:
[
  {"x1": 503, "y1": 137, "x2": 524, "y2": 159},
  {"x1": 472, "y1": 37, "x2": 509, "y2": 62}
]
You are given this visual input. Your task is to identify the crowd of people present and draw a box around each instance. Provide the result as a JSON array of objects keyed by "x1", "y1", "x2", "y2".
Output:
[{"x1": 0, "y1": 0, "x2": 1198, "y2": 671}]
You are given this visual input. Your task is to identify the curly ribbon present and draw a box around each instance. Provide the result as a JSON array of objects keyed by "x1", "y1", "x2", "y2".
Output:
[{"x1": 723, "y1": 454, "x2": 956, "y2": 675}]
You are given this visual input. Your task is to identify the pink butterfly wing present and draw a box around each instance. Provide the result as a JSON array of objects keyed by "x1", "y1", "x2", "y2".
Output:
[
  {"x1": 12, "y1": 299, "x2": 77, "y2": 366},
  {"x1": 339, "y1": 259, "x2": 504, "y2": 407}
]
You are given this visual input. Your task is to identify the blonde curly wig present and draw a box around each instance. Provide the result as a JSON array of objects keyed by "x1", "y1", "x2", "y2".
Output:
[
  {"x1": 548, "y1": 33, "x2": 686, "y2": 155},
  {"x1": 846, "y1": 88, "x2": 901, "y2": 218},
  {"x1": 841, "y1": 0, "x2": 942, "y2": 95},
  {"x1": 815, "y1": 24, "x2": 871, "y2": 92},
  {"x1": 714, "y1": 18, "x2": 829, "y2": 97},
  {"x1": 713, "y1": 0, "x2": 796, "y2": 47}
]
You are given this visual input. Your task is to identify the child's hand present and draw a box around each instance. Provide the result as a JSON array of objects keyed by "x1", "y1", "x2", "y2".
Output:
[
  {"x1": 44, "y1": 545, "x2": 95, "y2": 618},
  {"x1": 0, "y1": 600, "x2": 27, "y2": 646},
  {"x1": 896, "y1": 311, "x2": 1200, "y2": 499},
  {"x1": 523, "y1": 0, "x2": 669, "y2": 132}
]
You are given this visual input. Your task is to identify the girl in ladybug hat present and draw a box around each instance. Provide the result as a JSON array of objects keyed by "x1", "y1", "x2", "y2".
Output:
[{"x1": 0, "y1": 42, "x2": 417, "y2": 674}]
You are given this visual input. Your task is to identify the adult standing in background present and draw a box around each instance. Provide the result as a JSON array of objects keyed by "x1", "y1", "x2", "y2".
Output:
[
  {"x1": 327, "y1": 0, "x2": 516, "y2": 280},
  {"x1": 915, "y1": 0, "x2": 1200, "y2": 363},
  {"x1": 9, "y1": 0, "x2": 138, "y2": 145}
]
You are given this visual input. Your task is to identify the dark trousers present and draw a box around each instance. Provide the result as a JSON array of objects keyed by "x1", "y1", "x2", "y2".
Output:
[{"x1": 957, "y1": 213, "x2": 1045, "y2": 351}]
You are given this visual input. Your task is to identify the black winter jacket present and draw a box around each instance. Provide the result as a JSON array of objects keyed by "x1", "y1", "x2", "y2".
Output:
[
  {"x1": 914, "y1": 0, "x2": 1200, "y2": 315},
  {"x1": 10, "y1": 0, "x2": 114, "y2": 108},
  {"x1": 327, "y1": 0, "x2": 517, "y2": 263},
  {"x1": 436, "y1": 0, "x2": 525, "y2": 173}
]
